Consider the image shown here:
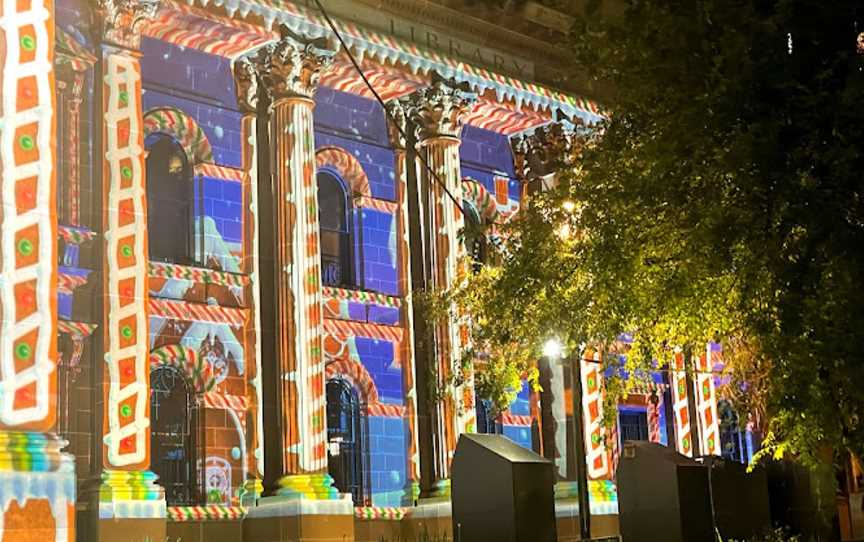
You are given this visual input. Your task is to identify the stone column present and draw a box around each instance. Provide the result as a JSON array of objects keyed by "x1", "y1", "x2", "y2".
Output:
[
  {"x1": 93, "y1": 0, "x2": 165, "y2": 536},
  {"x1": 235, "y1": 26, "x2": 339, "y2": 498},
  {"x1": 0, "y1": 0, "x2": 76, "y2": 539},
  {"x1": 234, "y1": 58, "x2": 265, "y2": 504},
  {"x1": 386, "y1": 98, "x2": 421, "y2": 503},
  {"x1": 407, "y1": 75, "x2": 477, "y2": 495}
]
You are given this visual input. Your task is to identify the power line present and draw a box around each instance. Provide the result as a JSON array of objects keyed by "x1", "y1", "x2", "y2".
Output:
[{"x1": 310, "y1": 0, "x2": 467, "y2": 218}]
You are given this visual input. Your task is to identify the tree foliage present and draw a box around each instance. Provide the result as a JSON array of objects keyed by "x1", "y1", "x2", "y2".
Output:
[{"x1": 448, "y1": 0, "x2": 864, "y2": 468}]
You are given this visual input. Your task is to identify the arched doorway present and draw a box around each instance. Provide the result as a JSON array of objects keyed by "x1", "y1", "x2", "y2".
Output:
[
  {"x1": 145, "y1": 134, "x2": 195, "y2": 265},
  {"x1": 150, "y1": 365, "x2": 200, "y2": 505},
  {"x1": 326, "y1": 378, "x2": 366, "y2": 504}
]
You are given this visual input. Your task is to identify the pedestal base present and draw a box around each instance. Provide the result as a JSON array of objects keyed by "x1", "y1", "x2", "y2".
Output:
[
  {"x1": 243, "y1": 495, "x2": 355, "y2": 542},
  {"x1": 0, "y1": 432, "x2": 76, "y2": 542},
  {"x1": 95, "y1": 469, "x2": 166, "y2": 541}
]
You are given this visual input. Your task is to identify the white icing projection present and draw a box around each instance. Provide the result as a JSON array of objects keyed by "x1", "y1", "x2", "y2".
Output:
[
  {"x1": 0, "y1": 0, "x2": 57, "y2": 429},
  {"x1": 102, "y1": 53, "x2": 150, "y2": 467}
]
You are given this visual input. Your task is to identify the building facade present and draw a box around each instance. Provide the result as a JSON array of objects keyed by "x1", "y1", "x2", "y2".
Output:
[{"x1": 0, "y1": 0, "x2": 736, "y2": 540}]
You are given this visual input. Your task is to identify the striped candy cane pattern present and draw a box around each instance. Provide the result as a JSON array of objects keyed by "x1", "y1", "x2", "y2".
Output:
[
  {"x1": 670, "y1": 351, "x2": 693, "y2": 457},
  {"x1": 101, "y1": 53, "x2": 150, "y2": 469},
  {"x1": 0, "y1": 0, "x2": 58, "y2": 431},
  {"x1": 581, "y1": 351, "x2": 610, "y2": 479},
  {"x1": 695, "y1": 344, "x2": 720, "y2": 456}
]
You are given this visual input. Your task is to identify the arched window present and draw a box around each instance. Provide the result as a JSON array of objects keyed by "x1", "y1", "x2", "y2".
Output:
[
  {"x1": 462, "y1": 202, "x2": 487, "y2": 273},
  {"x1": 719, "y1": 400, "x2": 747, "y2": 463},
  {"x1": 150, "y1": 366, "x2": 200, "y2": 505},
  {"x1": 318, "y1": 172, "x2": 353, "y2": 287},
  {"x1": 474, "y1": 396, "x2": 501, "y2": 434},
  {"x1": 326, "y1": 378, "x2": 366, "y2": 504},
  {"x1": 146, "y1": 135, "x2": 194, "y2": 264}
]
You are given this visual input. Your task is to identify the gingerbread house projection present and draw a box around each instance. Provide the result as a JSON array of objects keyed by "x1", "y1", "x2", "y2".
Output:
[{"x1": 0, "y1": 0, "x2": 747, "y2": 540}]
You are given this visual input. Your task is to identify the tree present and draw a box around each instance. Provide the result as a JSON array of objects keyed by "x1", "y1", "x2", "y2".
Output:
[{"x1": 445, "y1": 0, "x2": 864, "y2": 470}]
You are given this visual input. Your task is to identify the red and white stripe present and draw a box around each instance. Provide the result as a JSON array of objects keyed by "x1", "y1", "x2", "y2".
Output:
[
  {"x1": 149, "y1": 298, "x2": 248, "y2": 327},
  {"x1": 194, "y1": 163, "x2": 244, "y2": 182}
]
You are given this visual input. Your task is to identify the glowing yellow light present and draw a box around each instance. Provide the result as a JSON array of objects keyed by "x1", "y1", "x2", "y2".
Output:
[{"x1": 562, "y1": 200, "x2": 576, "y2": 212}]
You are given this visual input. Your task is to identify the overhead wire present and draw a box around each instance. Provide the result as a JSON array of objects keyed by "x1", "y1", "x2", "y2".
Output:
[{"x1": 311, "y1": 0, "x2": 472, "y2": 220}]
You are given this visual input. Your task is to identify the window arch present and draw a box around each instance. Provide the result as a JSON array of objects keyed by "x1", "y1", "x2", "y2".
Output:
[
  {"x1": 150, "y1": 365, "x2": 201, "y2": 505},
  {"x1": 474, "y1": 395, "x2": 501, "y2": 435},
  {"x1": 318, "y1": 171, "x2": 354, "y2": 287},
  {"x1": 146, "y1": 134, "x2": 194, "y2": 264},
  {"x1": 326, "y1": 377, "x2": 367, "y2": 505}
]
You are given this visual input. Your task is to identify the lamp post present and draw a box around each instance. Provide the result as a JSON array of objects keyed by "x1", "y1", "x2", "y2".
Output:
[{"x1": 544, "y1": 339, "x2": 591, "y2": 541}]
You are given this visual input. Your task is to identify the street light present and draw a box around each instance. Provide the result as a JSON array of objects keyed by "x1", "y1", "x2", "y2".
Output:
[
  {"x1": 543, "y1": 338, "x2": 564, "y2": 359},
  {"x1": 543, "y1": 338, "x2": 591, "y2": 541}
]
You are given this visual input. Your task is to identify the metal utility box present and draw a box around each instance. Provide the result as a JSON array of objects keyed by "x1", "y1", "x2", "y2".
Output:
[
  {"x1": 617, "y1": 441, "x2": 713, "y2": 542},
  {"x1": 451, "y1": 433, "x2": 557, "y2": 542},
  {"x1": 708, "y1": 457, "x2": 771, "y2": 540}
]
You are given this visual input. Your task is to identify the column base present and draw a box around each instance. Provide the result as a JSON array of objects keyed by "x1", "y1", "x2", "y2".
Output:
[
  {"x1": 95, "y1": 469, "x2": 166, "y2": 541},
  {"x1": 244, "y1": 493, "x2": 354, "y2": 542},
  {"x1": 430, "y1": 478, "x2": 451, "y2": 499},
  {"x1": 98, "y1": 469, "x2": 166, "y2": 518},
  {"x1": 275, "y1": 473, "x2": 339, "y2": 500},
  {"x1": 0, "y1": 432, "x2": 76, "y2": 542},
  {"x1": 402, "y1": 480, "x2": 421, "y2": 506},
  {"x1": 239, "y1": 478, "x2": 264, "y2": 507}
]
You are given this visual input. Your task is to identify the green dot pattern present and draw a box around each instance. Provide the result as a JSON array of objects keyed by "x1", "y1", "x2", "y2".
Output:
[
  {"x1": 121, "y1": 405, "x2": 132, "y2": 417},
  {"x1": 121, "y1": 244, "x2": 133, "y2": 257},
  {"x1": 17, "y1": 239, "x2": 33, "y2": 256},
  {"x1": 19, "y1": 135, "x2": 34, "y2": 151},
  {"x1": 121, "y1": 325, "x2": 133, "y2": 339},
  {"x1": 15, "y1": 343, "x2": 31, "y2": 360},
  {"x1": 121, "y1": 166, "x2": 132, "y2": 179},
  {"x1": 20, "y1": 35, "x2": 35, "y2": 51}
]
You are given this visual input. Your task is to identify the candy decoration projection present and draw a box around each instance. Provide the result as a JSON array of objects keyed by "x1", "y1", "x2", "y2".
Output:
[
  {"x1": 148, "y1": 261, "x2": 251, "y2": 287},
  {"x1": 670, "y1": 351, "x2": 693, "y2": 457},
  {"x1": 695, "y1": 344, "x2": 720, "y2": 456},
  {"x1": 142, "y1": 107, "x2": 214, "y2": 164},
  {"x1": 461, "y1": 178, "x2": 500, "y2": 223},
  {"x1": 354, "y1": 507, "x2": 410, "y2": 520},
  {"x1": 315, "y1": 146, "x2": 371, "y2": 197},
  {"x1": 0, "y1": 0, "x2": 58, "y2": 431},
  {"x1": 647, "y1": 394, "x2": 662, "y2": 443},
  {"x1": 101, "y1": 52, "x2": 150, "y2": 469},
  {"x1": 148, "y1": 344, "x2": 216, "y2": 393},
  {"x1": 321, "y1": 286, "x2": 402, "y2": 308},
  {"x1": 58, "y1": 224, "x2": 97, "y2": 245},
  {"x1": 167, "y1": 505, "x2": 247, "y2": 521},
  {"x1": 148, "y1": 297, "x2": 248, "y2": 327},
  {"x1": 581, "y1": 351, "x2": 611, "y2": 479}
]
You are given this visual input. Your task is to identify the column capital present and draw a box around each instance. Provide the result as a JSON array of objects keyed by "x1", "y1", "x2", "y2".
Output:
[
  {"x1": 510, "y1": 121, "x2": 588, "y2": 182},
  {"x1": 407, "y1": 73, "x2": 477, "y2": 143},
  {"x1": 237, "y1": 25, "x2": 339, "y2": 106},
  {"x1": 233, "y1": 55, "x2": 260, "y2": 114},
  {"x1": 94, "y1": 0, "x2": 160, "y2": 50},
  {"x1": 385, "y1": 97, "x2": 410, "y2": 151}
]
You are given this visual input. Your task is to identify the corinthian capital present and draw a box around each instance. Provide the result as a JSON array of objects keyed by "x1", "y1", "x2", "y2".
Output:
[
  {"x1": 94, "y1": 0, "x2": 160, "y2": 50},
  {"x1": 385, "y1": 98, "x2": 410, "y2": 151},
  {"x1": 407, "y1": 73, "x2": 477, "y2": 143},
  {"x1": 253, "y1": 25, "x2": 338, "y2": 102},
  {"x1": 510, "y1": 120, "x2": 589, "y2": 182},
  {"x1": 233, "y1": 55, "x2": 260, "y2": 114}
]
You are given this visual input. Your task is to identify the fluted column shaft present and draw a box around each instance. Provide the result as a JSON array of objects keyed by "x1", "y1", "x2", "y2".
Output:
[
  {"x1": 407, "y1": 76, "x2": 477, "y2": 491},
  {"x1": 234, "y1": 26, "x2": 338, "y2": 498},
  {"x1": 271, "y1": 96, "x2": 328, "y2": 477},
  {"x1": 387, "y1": 102, "x2": 421, "y2": 499}
]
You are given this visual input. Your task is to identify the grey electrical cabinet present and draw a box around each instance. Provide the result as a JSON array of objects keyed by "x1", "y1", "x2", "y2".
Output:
[{"x1": 451, "y1": 433, "x2": 557, "y2": 542}]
